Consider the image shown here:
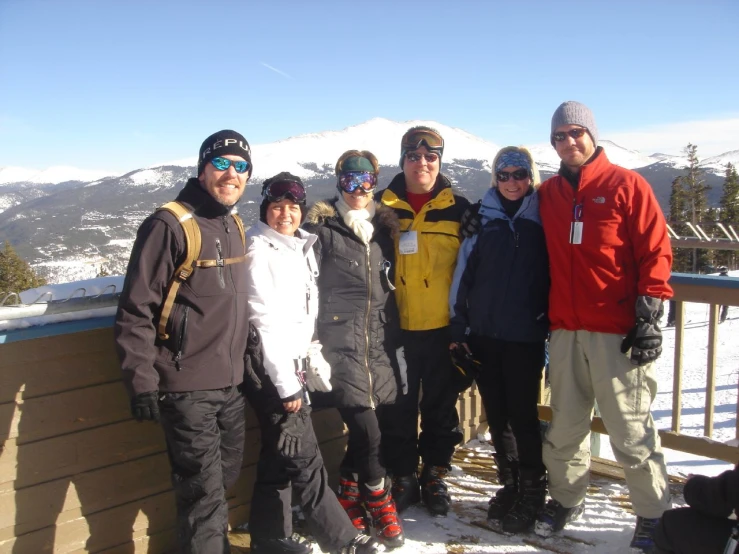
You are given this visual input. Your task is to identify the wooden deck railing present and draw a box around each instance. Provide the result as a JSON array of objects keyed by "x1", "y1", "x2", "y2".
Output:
[{"x1": 538, "y1": 272, "x2": 739, "y2": 464}]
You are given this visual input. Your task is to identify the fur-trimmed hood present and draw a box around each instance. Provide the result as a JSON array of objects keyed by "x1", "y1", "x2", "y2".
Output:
[{"x1": 304, "y1": 198, "x2": 400, "y2": 239}]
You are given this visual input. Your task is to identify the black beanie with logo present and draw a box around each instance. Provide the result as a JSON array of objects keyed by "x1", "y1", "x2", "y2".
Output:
[{"x1": 198, "y1": 130, "x2": 252, "y2": 177}]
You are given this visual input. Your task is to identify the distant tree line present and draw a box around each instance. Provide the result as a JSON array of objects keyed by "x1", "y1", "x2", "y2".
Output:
[{"x1": 668, "y1": 143, "x2": 739, "y2": 273}]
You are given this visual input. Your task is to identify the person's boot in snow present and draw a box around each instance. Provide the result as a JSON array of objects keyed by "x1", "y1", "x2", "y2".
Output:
[
  {"x1": 487, "y1": 455, "x2": 519, "y2": 522},
  {"x1": 363, "y1": 478, "x2": 405, "y2": 549},
  {"x1": 250, "y1": 536, "x2": 313, "y2": 554},
  {"x1": 534, "y1": 498, "x2": 584, "y2": 537},
  {"x1": 420, "y1": 464, "x2": 451, "y2": 516},
  {"x1": 331, "y1": 534, "x2": 380, "y2": 554},
  {"x1": 337, "y1": 474, "x2": 368, "y2": 533},
  {"x1": 390, "y1": 473, "x2": 421, "y2": 513},
  {"x1": 630, "y1": 516, "x2": 661, "y2": 552},
  {"x1": 502, "y1": 467, "x2": 547, "y2": 533}
]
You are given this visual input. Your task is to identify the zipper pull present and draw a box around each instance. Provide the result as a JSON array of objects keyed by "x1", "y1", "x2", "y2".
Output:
[
  {"x1": 222, "y1": 215, "x2": 230, "y2": 233},
  {"x1": 215, "y1": 239, "x2": 225, "y2": 288}
]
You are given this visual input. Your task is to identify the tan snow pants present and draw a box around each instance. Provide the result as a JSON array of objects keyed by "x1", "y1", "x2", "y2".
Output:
[{"x1": 543, "y1": 329, "x2": 671, "y2": 518}]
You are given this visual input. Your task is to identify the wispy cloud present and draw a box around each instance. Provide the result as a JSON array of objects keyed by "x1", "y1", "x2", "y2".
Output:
[
  {"x1": 608, "y1": 117, "x2": 739, "y2": 157},
  {"x1": 259, "y1": 62, "x2": 292, "y2": 79}
]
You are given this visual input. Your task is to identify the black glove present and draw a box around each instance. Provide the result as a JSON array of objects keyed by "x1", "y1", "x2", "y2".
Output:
[
  {"x1": 449, "y1": 344, "x2": 482, "y2": 394},
  {"x1": 277, "y1": 405, "x2": 311, "y2": 458},
  {"x1": 131, "y1": 391, "x2": 160, "y2": 422},
  {"x1": 459, "y1": 200, "x2": 482, "y2": 239},
  {"x1": 243, "y1": 323, "x2": 264, "y2": 393},
  {"x1": 621, "y1": 296, "x2": 664, "y2": 366}
]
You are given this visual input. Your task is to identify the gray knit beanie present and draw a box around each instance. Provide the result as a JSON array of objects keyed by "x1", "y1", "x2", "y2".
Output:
[{"x1": 550, "y1": 101, "x2": 598, "y2": 147}]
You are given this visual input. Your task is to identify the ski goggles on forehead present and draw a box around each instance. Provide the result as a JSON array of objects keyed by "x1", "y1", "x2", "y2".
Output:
[
  {"x1": 262, "y1": 180, "x2": 307, "y2": 203},
  {"x1": 401, "y1": 129, "x2": 444, "y2": 151},
  {"x1": 338, "y1": 171, "x2": 377, "y2": 193},
  {"x1": 210, "y1": 156, "x2": 251, "y2": 174}
]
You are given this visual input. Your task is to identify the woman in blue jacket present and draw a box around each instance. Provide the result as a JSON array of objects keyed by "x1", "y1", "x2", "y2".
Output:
[{"x1": 449, "y1": 146, "x2": 549, "y2": 534}]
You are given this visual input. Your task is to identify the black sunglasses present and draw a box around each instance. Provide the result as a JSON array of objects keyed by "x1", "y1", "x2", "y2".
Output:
[
  {"x1": 551, "y1": 128, "x2": 588, "y2": 142},
  {"x1": 496, "y1": 169, "x2": 530, "y2": 182}
]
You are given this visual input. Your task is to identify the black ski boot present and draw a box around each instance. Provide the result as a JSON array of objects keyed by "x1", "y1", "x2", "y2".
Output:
[
  {"x1": 487, "y1": 455, "x2": 519, "y2": 522},
  {"x1": 331, "y1": 534, "x2": 380, "y2": 554},
  {"x1": 420, "y1": 464, "x2": 451, "y2": 516},
  {"x1": 534, "y1": 498, "x2": 585, "y2": 537},
  {"x1": 502, "y1": 467, "x2": 547, "y2": 534},
  {"x1": 390, "y1": 472, "x2": 421, "y2": 513},
  {"x1": 250, "y1": 536, "x2": 313, "y2": 554}
]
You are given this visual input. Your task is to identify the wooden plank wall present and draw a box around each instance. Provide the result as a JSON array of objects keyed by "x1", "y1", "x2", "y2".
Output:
[{"x1": 0, "y1": 327, "x2": 485, "y2": 553}]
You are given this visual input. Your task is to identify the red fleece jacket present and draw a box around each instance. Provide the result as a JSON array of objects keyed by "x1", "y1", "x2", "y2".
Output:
[{"x1": 539, "y1": 149, "x2": 673, "y2": 335}]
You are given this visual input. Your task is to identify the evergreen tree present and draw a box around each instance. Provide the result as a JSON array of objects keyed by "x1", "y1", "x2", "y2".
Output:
[
  {"x1": 0, "y1": 241, "x2": 47, "y2": 295},
  {"x1": 681, "y1": 144, "x2": 711, "y2": 272},
  {"x1": 669, "y1": 175, "x2": 691, "y2": 272},
  {"x1": 718, "y1": 162, "x2": 739, "y2": 268}
]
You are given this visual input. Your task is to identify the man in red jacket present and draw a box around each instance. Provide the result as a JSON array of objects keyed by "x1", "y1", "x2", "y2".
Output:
[{"x1": 534, "y1": 101, "x2": 673, "y2": 552}]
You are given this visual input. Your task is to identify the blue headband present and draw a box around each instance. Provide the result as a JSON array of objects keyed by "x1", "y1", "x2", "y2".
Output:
[{"x1": 495, "y1": 151, "x2": 532, "y2": 175}]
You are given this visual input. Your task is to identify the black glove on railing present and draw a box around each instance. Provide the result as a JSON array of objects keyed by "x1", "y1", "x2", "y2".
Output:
[
  {"x1": 131, "y1": 391, "x2": 160, "y2": 422},
  {"x1": 620, "y1": 296, "x2": 664, "y2": 366},
  {"x1": 459, "y1": 200, "x2": 482, "y2": 239},
  {"x1": 277, "y1": 405, "x2": 311, "y2": 458}
]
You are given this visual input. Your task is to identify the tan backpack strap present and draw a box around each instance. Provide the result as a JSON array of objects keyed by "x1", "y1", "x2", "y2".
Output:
[
  {"x1": 194, "y1": 211, "x2": 248, "y2": 267},
  {"x1": 232, "y1": 212, "x2": 246, "y2": 253},
  {"x1": 156, "y1": 202, "x2": 201, "y2": 341},
  {"x1": 195, "y1": 255, "x2": 247, "y2": 268}
]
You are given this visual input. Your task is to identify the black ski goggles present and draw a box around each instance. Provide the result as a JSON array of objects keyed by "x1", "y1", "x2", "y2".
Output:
[
  {"x1": 262, "y1": 180, "x2": 307, "y2": 204},
  {"x1": 338, "y1": 171, "x2": 377, "y2": 194},
  {"x1": 401, "y1": 129, "x2": 444, "y2": 152}
]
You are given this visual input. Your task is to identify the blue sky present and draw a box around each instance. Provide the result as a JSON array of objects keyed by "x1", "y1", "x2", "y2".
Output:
[{"x1": 1, "y1": 0, "x2": 737, "y2": 172}]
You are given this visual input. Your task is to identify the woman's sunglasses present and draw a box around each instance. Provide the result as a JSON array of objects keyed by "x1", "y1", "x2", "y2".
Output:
[{"x1": 496, "y1": 169, "x2": 530, "y2": 182}]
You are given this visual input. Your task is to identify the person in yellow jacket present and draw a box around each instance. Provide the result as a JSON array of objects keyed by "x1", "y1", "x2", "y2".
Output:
[{"x1": 376, "y1": 126, "x2": 470, "y2": 517}]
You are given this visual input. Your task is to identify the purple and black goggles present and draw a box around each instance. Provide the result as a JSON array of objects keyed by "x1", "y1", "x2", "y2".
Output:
[
  {"x1": 262, "y1": 180, "x2": 307, "y2": 204},
  {"x1": 338, "y1": 171, "x2": 377, "y2": 193}
]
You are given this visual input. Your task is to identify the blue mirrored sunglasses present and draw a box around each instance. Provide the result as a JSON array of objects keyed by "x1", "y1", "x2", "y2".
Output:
[
  {"x1": 338, "y1": 171, "x2": 377, "y2": 193},
  {"x1": 210, "y1": 156, "x2": 250, "y2": 174}
]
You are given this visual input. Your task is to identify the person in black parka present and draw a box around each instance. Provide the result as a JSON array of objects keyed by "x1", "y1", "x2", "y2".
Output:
[
  {"x1": 653, "y1": 465, "x2": 739, "y2": 554},
  {"x1": 303, "y1": 150, "x2": 405, "y2": 550}
]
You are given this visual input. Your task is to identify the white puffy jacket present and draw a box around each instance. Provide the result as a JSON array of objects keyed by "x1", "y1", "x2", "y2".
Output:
[{"x1": 245, "y1": 221, "x2": 320, "y2": 399}]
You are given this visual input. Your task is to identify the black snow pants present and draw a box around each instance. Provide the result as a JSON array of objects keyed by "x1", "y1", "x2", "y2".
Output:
[
  {"x1": 158, "y1": 386, "x2": 246, "y2": 554},
  {"x1": 467, "y1": 335, "x2": 546, "y2": 471},
  {"x1": 378, "y1": 327, "x2": 464, "y2": 476},
  {"x1": 244, "y1": 387, "x2": 357, "y2": 552}
]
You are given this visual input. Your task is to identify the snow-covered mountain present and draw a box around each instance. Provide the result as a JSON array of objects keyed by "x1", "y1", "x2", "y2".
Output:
[
  {"x1": 0, "y1": 117, "x2": 736, "y2": 284},
  {"x1": 0, "y1": 165, "x2": 120, "y2": 185},
  {"x1": 2, "y1": 117, "x2": 735, "y2": 190}
]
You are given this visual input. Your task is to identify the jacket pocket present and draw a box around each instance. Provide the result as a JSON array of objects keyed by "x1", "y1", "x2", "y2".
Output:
[
  {"x1": 173, "y1": 306, "x2": 190, "y2": 370},
  {"x1": 317, "y1": 311, "x2": 356, "y2": 354}
]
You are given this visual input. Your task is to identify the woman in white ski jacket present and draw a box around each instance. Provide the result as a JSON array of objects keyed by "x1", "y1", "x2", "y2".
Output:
[{"x1": 243, "y1": 172, "x2": 378, "y2": 554}]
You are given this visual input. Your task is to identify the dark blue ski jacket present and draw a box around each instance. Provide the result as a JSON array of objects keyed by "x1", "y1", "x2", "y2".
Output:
[{"x1": 449, "y1": 187, "x2": 549, "y2": 344}]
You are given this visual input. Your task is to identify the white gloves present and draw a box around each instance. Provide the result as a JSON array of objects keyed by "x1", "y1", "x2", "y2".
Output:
[
  {"x1": 305, "y1": 342, "x2": 332, "y2": 393},
  {"x1": 396, "y1": 346, "x2": 408, "y2": 395}
]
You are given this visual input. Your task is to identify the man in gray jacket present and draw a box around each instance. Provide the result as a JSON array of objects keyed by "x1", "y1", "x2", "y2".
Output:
[{"x1": 115, "y1": 130, "x2": 252, "y2": 553}]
